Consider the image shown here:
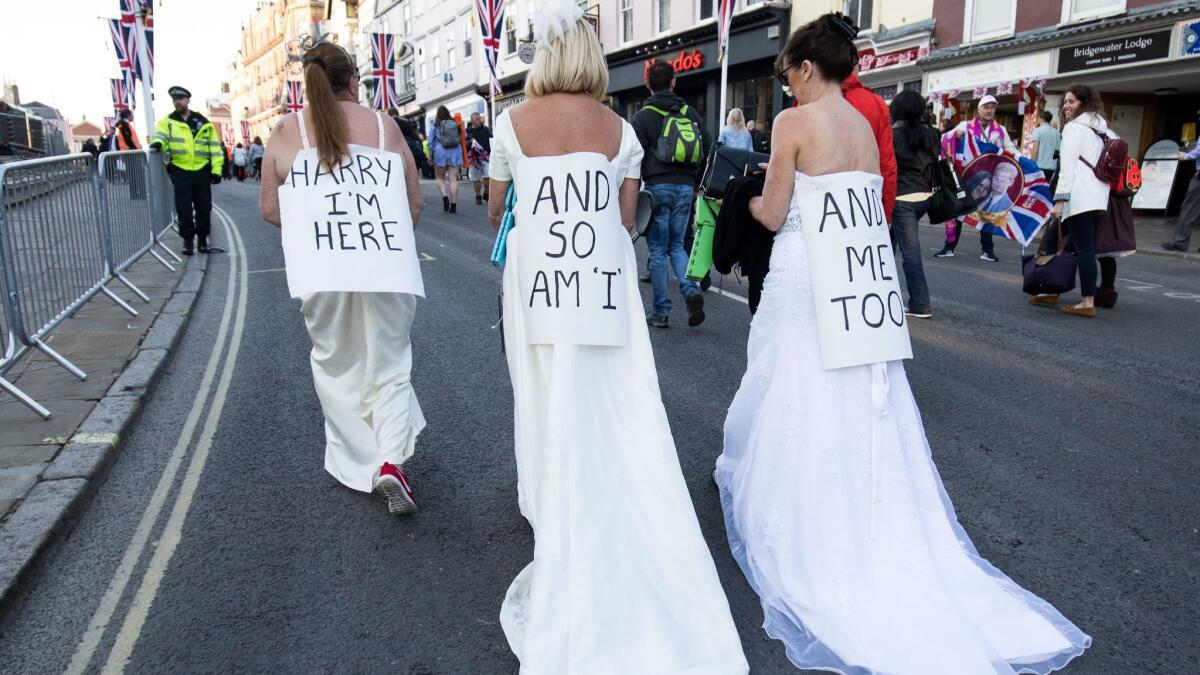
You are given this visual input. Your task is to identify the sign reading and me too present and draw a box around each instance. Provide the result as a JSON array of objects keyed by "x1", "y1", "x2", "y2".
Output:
[
  {"x1": 278, "y1": 143, "x2": 425, "y2": 298},
  {"x1": 515, "y1": 154, "x2": 629, "y2": 346},
  {"x1": 795, "y1": 172, "x2": 913, "y2": 370}
]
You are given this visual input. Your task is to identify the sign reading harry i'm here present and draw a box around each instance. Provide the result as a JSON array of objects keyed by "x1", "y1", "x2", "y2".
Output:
[
  {"x1": 516, "y1": 154, "x2": 629, "y2": 346},
  {"x1": 278, "y1": 144, "x2": 424, "y2": 299},
  {"x1": 796, "y1": 172, "x2": 912, "y2": 370}
]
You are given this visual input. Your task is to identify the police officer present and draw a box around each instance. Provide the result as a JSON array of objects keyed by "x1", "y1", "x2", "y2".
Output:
[{"x1": 150, "y1": 85, "x2": 223, "y2": 255}]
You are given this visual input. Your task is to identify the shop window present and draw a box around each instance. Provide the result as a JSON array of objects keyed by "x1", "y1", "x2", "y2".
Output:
[
  {"x1": 844, "y1": 0, "x2": 873, "y2": 32},
  {"x1": 620, "y1": 0, "x2": 633, "y2": 44},
  {"x1": 656, "y1": 0, "x2": 670, "y2": 34},
  {"x1": 463, "y1": 15, "x2": 473, "y2": 58},
  {"x1": 964, "y1": 0, "x2": 1015, "y2": 42},
  {"x1": 1062, "y1": 0, "x2": 1126, "y2": 23},
  {"x1": 727, "y1": 74, "x2": 775, "y2": 130}
]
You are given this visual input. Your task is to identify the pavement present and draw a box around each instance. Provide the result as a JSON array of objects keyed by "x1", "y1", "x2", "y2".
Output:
[{"x1": 0, "y1": 179, "x2": 1197, "y2": 673}]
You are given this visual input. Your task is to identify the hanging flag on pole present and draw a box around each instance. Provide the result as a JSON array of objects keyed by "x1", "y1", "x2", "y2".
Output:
[
  {"x1": 222, "y1": 124, "x2": 234, "y2": 146},
  {"x1": 285, "y1": 80, "x2": 304, "y2": 113},
  {"x1": 716, "y1": 0, "x2": 735, "y2": 62},
  {"x1": 241, "y1": 120, "x2": 252, "y2": 144},
  {"x1": 475, "y1": 0, "x2": 505, "y2": 97},
  {"x1": 108, "y1": 19, "x2": 138, "y2": 106},
  {"x1": 369, "y1": 33, "x2": 399, "y2": 110},
  {"x1": 110, "y1": 78, "x2": 131, "y2": 111},
  {"x1": 119, "y1": 0, "x2": 154, "y2": 86},
  {"x1": 104, "y1": 116, "x2": 116, "y2": 134}
]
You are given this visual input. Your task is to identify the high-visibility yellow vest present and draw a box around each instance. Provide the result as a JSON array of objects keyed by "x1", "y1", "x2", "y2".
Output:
[{"x1": 151, "y1": 113, "x2": 224, "y2": 174}]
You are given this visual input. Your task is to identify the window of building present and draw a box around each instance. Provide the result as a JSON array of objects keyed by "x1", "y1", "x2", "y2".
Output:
[
  {"x1": 417, "y1": 37, "x2": 426, "y2": 80},
  {"x1": 965, "y1": 0, "x2": 1015, "y2": 42},
  {"x1": 656, "y1": 0, "x2": 669, "y2": 33},
  {"x1": 727, "y1": 74, "x2": 774, "y2": 130},
  {"x1": 431, "y1": 28, "x2": 441, "y2": 74},
  {"x1": 463, "y1": 16, "x2": 473, "y2": 58},
  {"x1": 401, "y1": 1, "x2": 411, "y2": 35},
  {"x1": 401, "y1": 61, "x2": 414, "y2": 94},
  {"x1": 506, "y1": 15, "x2": 517, "y2": 55},
  {"x1": 844, "y1": 0, "x2": 873, "y2": 32},
  {"x1": 698, "y1": 0, "x2": 714, "y2": 21},
  {"x1": 446, "y1": 19, "x2": 456, "y2": 67},
  {"x1": 1062, "y1": 0, "x2": 1126, "y2": 22},
  {"x1": 620, "y1": 0, "x2": 633, "y2": 43}
]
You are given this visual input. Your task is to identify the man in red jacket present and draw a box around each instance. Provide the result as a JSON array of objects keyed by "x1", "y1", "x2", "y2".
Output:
[{"x1": 842, "y1": 69, "x2": 897, "y2": 223}]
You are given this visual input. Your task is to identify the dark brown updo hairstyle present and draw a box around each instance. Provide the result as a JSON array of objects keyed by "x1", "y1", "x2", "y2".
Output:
[
  {"x1": 435, "y1": 105, "x2": 452, "y2": 123},
  {"x1": 302, "y1": 41, "x2": 357, "y2": 170},
  {"x1": 775, "y1": 12, "x2": 860, "y2": 84},
  {"x1": 1064, "y1": 84, "x2": 1102, "y2": 115}
]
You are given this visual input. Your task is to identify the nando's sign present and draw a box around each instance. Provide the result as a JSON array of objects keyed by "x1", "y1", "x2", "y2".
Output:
[{"x1": 643, "y1": 49, "x2": 705, "y2": 80}]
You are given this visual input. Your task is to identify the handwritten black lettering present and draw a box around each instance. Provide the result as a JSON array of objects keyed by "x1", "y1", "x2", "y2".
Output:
[
  {"x1": 336, "y1": 221, "x2": 354, "y2": 250},
  {"x1": 380, "y1": 221, "x2": 403, "y2": 251},
  {"x1": 533, "y1": 176, "x2": 558, "y2": 215},
  {"x1": 529, "y1": 270, "x2": 552, "y2": 307},
  {"x1": 572, "y1": 222, "x2": 596, "y2": 258},
  {"x1": 861, "y1": 293, "x2": 885, "y2": 327},
  {"x1": 555, "y1": 270, "x2": 580, "y2": 308},
  {"x1": 846, "y1": 246, "x2": 876, "y2": 282},
  {"x1": 356, "y1": 154, "x2": 378, "y2": 185},
  {"x1": 325, "y1": 192, "x2": 348, "y2": 216},
  {"x1": 820, "y1": 192, "x2": 846, "y2": 232},
  {"x1": 313, "y1": 221, "x2": 334, "y2": 250},
  {"x1": 358, "y1": 222, "x2": 380, "y2": 250},
  {"x1": 830, "y1": 295, "x2": 855, "y2": 330},
  {"x1": 876, "y1": 244, "x2": 893, "y2": 281},
  {"x1": 357, "y1": 193, "x2": 383, "y2": 219}
]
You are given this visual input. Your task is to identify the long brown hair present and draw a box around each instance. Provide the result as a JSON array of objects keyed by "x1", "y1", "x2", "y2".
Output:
[
  {"x1": 435, "y1": 105, "x2": 452, "y2": 123},
  {"x1": 302, "y1": 42, "x2": 356, "y2": 169},
  {"x1": 1064, "y1": 84, "x2": 1102, "y2": 116}
]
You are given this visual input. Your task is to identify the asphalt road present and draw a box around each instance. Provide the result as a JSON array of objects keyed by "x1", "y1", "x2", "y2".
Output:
[{"x1": 1, "y1": 179, "x2": 1198, "y2": 674}]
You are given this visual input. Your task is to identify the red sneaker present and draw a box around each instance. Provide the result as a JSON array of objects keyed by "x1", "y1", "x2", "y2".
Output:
[{"x1": 373, "y1": 462, "x2": 417, "y2": 515}]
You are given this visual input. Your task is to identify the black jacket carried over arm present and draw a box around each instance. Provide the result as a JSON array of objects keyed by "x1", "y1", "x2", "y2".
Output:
[
  {"x1": 713, "y1": 174, "x2": 772, "y2": 313},
  {"x1": 891, "y1": 122, "x2": 940, "y2": 197},
  {"x1": 631, "y1": 91, "x2": 712, "y2": 187}
]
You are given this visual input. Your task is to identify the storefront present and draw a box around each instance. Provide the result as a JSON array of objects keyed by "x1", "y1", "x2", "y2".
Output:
[
  {"x1": 922, "y1": 3, "x2": 1200, "y2": 208},
  {"x1": 855, "y1": 18, "x2": 934, "y2": 105},
  {"x1": 604, "y1": 5, "x2": 790, "y2": 137}
]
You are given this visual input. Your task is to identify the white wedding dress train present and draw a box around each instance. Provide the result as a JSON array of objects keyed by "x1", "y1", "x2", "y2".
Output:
[{"x1": 714, "y1": 172, "x2": 1091, "y2": 675}]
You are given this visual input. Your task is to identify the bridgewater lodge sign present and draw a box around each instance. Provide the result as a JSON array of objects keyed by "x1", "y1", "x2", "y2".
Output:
[
  {"x1": 1057, "y1": 30, "x2": 1172, "y2": 73},
  {"x1": 643, "y1": 49, "x2": 705, "y2": 79}
]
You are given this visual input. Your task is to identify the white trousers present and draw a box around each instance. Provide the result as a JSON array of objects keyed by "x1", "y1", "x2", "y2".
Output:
[{"x1": 300, "y1": 292, "x2": 425, "y2": 492}]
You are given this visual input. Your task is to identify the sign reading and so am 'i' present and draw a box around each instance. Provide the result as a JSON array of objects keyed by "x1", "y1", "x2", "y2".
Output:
[
  {"x1": 278, "y1": 144, "x2": 424, "y2": 299},
  {"x1": 796, "y1": 172, "x2": 912, "y2": 370},
  {"x1": 515, "y1": 153, "x2": 629, "y2": 346}
]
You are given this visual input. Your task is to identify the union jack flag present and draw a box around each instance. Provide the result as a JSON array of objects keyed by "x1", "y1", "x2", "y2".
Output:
[
  {"x1": 475, "y1": 0, "x2": 505, "y2": 97},
  {"x1": 119, "y1": 0, "x2": 154, "y2": 86},
  {"x1": 944, "y1": 133, "x2": 1052, "y2": 246},
  {"x1": 241, "y1": 120, "x2": 252, "y2": 144},
  {"x1": 104, "y1": 116, "x2": 116, "y2": 134},
  {"x1": 108, "y1": 19, "x2": 137, "y2": 101},
  {"x1": 717, "y1": 0, "x2": 735, "y2": 62},
  {"x1": 221, "y1": 124, "x2": 234, "y2": 146},
  {"x1": 110, "y1": 78, "x2": 131, "y2": 111},
  {"x1": 285, "y1": 80, "x2": 304, "y2": 113},
  {"x1": 370, "y1": 33, "x2": 398, "y2": 110}
]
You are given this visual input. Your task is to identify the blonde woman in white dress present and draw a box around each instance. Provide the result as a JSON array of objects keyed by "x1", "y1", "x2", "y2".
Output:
[{"x1": 486, "y1": 3, "x2": 747, "y2": 673}]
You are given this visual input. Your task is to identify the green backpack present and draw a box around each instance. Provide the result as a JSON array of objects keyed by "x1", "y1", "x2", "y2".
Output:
[{"x1": 643, "y1": 104, "x2": 703, "y2": 167}]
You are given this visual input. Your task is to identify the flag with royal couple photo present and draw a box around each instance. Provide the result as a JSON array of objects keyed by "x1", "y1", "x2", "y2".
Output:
[{"x1": 946, "y1": 133, "x2": 1053, "y2": 247}]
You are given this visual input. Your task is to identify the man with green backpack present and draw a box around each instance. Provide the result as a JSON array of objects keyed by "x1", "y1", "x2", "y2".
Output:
[{"x1": 633, "y1": 60, "x2": 712, "y2": 328}]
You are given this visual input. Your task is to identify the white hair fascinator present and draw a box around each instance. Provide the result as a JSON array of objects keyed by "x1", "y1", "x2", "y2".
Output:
[{"x1": 532, "y1": 0, "x2": 585, "y2": 48}]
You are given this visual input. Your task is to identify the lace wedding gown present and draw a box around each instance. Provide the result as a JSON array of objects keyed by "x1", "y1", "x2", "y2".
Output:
[
  {"x1": 492, "y1": 112, "x2": 748, "y2": 674},
  {"x1": 714, "y1": 172, "x2": 1091, "y2": 674}
]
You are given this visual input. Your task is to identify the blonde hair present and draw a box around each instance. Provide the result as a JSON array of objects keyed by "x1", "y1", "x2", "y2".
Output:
[
  {"x1": 524, "y1": 19, "x2": 608, "y2": 100},
  {"x1": 726, "y1": 107, "x2": 747, "y2": 131}
]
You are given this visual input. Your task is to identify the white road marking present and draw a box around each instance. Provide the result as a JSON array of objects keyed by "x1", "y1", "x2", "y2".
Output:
[
  {"x1": 707, "y1": 286, "x2": 749, "y2": 305},
  {"x1": 64, "y1": 208, "x2": 244, "y2": 675},
  {"x1": 247, "y1": 267, "x2": 286, "y2": 274},
  {"x1": 100, "y1": 207, "x2": 251, "y2": 673}
]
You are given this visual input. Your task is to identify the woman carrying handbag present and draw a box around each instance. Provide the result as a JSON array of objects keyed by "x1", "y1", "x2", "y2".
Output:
[{"x1": 1029, "y1": 84, "x2": 1115, "y2": 317}]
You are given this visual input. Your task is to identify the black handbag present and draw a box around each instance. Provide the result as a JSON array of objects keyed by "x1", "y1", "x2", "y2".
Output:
[
  {"x1": 701, "y1": 143, "x2": 769, "y2": 199},
  {"x1": 1022, "y1": 218, "x2": 1077, "y2": 296},
  {"x1": 927, "y1": 158, "x2": 977, "y2": 224}
]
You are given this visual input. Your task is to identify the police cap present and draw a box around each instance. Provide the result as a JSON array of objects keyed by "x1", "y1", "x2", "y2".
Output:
[{"x1": 168, "y1": 86, "x2": 192, "y2": 99}]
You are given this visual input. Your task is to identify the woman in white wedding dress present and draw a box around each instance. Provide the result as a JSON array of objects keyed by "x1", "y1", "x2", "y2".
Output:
[
  {"x1": 714, "y1": 14, "x2": 1091, "y2": 674},
  {"x1": 486, "y1": 4, "x2": 748, "y2": 673}
]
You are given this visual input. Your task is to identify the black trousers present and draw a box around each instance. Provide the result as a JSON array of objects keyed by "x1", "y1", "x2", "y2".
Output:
[{"x1": 169, "y1": 168, "x2": 212, "y2": 241}]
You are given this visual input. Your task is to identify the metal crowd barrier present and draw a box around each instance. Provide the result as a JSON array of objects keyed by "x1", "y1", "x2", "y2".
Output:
[{"x1": 0, "y1": 150, "x2": 174, "y2": 418}]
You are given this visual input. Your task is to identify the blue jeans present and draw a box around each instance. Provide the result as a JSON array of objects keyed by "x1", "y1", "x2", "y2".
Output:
[
  {"x1": 891, "y1": 199, "x2": 932, "y2": 314},
  {"x1": 646, "y1": 183, "x2": 699, "y2": 316}
]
